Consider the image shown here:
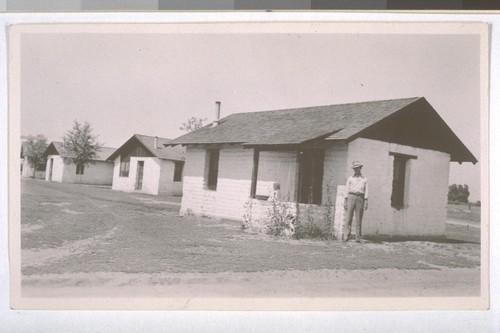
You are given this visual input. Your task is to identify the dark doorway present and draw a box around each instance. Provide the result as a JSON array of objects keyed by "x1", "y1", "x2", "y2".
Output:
[
  {"x1": 48, "y1": 158, "x2": 54, "y2": 181},
  {"x1": 135, "y1": 161, "x2": 144, "y2": 190}
]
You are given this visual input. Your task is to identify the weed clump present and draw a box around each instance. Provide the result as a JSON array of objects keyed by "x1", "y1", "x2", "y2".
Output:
[
  {"x1": 242, "y1": 192, "x2": 296, "y2": 238},
  {"x1": 242, "y1": 181, "x2": 337, "y2": 240}
]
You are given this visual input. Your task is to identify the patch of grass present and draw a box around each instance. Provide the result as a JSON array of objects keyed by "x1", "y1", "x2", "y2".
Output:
[
  {"x1": 445, "y1": 224, "x2": 481, "y2": 244},
  {"x1": 294, "y1": 222, "x2": 331, "y2": 240},
  {"x1": 447, "y1": 203, "x2": 481, "y2": 223}
]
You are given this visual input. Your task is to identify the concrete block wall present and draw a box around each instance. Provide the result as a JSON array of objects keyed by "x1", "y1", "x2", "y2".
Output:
[
  {"x1": 181, "y1": 140, "x2": 450, "y2": 238},
  {"x1": 180, "y1": 147, "x2": 254, "y2": 220},
  {"x1": 334, "y1": 185, "x2": 347, "y2": 239},
  {"x1": 45, "y1": 155, "x2": 113, "y2": 185},
  {"x1": 295, "y1": 203, "x2": 333, "y2": 232},
  {"x1": 111, "y1": 156, "x2": 161, "y2": 194},
  {"x1": 346, "y1": 138, "x2": 450, "y2": 237},
  {"x1": 181, "y1": 145, "x2": 347, "y2": 225},
  {"x1": 159, "y1": 159, "x2": 183, "y2": 196},
  {"x1": 62, "y1": 160, "x2": 114, "y2": 185}
]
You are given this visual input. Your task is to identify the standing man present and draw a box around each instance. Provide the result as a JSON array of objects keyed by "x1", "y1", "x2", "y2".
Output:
[{"x1": 343, "y1": 161, "x2": 369, "y2": 243}]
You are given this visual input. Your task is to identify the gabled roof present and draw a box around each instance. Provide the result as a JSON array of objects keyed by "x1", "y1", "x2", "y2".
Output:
[
  {"x1": 167, "y1": 97, "x2": 477, "y2": 164},
  {"x1": 42, "y1": 141, "x2": 116, "y2": 161},
  {"x1": 107, "y1": 134, "x2": 185, "y2": 162}
]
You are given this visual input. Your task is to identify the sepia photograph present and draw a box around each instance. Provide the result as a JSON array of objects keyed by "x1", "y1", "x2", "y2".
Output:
[{"x1": 8, "y1": 21, "x2": 489, "y2": 310}]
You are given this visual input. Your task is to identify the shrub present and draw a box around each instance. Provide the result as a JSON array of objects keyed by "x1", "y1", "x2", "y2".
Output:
[
  {"x1": 265, "y1": 192, "x2": 296, "y2": 237},
  {"x1": 242, "y1": 199, "x2": 254, "y2": 230},
  {"x1": 292, "y1": 186, "x2": 334, "y2": 240},
  {"x1": 242, "y1": 185, "x2": 338, "y2": 240},
  {"x1": 242, "y1": 192, "x2": 296, "y2": 237},
  {"x1": 324, "y1": 181, "x2": 336, "y2": 239}
]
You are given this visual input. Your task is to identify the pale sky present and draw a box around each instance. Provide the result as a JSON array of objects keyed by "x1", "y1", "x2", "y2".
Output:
[{"x1": 20, "y1": 29, "x2": 482, "y2": 200}]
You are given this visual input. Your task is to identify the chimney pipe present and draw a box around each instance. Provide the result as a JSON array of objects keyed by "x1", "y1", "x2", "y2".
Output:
[
  {"x1": 154, "y1": 136, "x2": 159, "y2": 149},
  {"x1": 213, "y1": 101, "x2": 221, "y2": 127}
]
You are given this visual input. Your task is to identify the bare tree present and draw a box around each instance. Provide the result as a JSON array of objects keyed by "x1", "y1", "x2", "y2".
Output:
[
  {"x1": 179, "y1": 117, "x2": 207, "y2": 133},
  {"x1": 62, "y1": 121, "x2": 102, "y2": 184},
  {"x1": 24, "y1": 134, "x2": 48, "y2": 178}
]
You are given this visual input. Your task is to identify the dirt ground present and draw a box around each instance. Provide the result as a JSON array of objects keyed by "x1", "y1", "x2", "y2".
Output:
[{"x1": 19, "y1": 178, "x2": 481, "y2": 298}]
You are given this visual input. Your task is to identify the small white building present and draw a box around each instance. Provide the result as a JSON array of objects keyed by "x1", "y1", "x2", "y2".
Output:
[
  {"x1": 43, "y1": 142, "x2": 116, "y2": 185},
  {"x1": 107, "y1": 134, "x2": 185, "y2": 196},
  {"x1": 21, "y1": 141, "x2": 46, "y2": 179},
  {"x1": 166, "y1": 97, "x2": 477, "y2": 239}
]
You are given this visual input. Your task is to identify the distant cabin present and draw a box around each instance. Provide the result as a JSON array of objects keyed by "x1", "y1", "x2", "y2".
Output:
[
  {"x1": 166, "y1": 97, "x2": 477, "y2": 239},
  {"x1": 107, "y1": 134, "x2": 185, "y2": 196},
  {"x1": 42, "y1": 142, "x2": 116, "y2": 185},
  {"x1": 21, "y1": 141, "x2": 46, "y2": 179}
]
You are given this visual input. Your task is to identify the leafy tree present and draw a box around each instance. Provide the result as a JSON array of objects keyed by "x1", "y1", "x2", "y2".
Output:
[
  {"x1": 448, "y1": 184, "x2": 470, "y2": 204},
  {"x1": 179, "y1": 117, "x2": 207, "y2": 133},
  {"x1": 24, "y1": 134, "x2": 48, "y2": 178},
  {"x1": 62, "y1": 121, "x2": 102, "y2": 183}
]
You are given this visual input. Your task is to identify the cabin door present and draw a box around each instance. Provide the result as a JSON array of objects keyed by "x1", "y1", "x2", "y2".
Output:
[
  {"x1": 48, "y1": 158, "x2": 54, "y2": 181},
  {"x1": 135, "y1": 161, "x2": 144, "y2": 190}
]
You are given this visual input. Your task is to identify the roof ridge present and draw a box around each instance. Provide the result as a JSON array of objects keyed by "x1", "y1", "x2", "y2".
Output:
[
  {"x1": 134, "y1": 134, "x2": 172, "y2": 141},
  {"x1": 228, "y1": 97, "x2": 422, "y2": 117},
  {"x1": 51, "y1": 141, "x2": 116, "y2": 150}
]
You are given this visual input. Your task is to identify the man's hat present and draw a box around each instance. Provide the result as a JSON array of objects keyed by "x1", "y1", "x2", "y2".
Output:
[{"x1": 352, "y1": 161, "x2": 363, "y2": 169}]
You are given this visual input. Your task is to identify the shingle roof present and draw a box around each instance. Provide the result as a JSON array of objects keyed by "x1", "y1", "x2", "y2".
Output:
[
  {"x1": 43, "y1": 141, "x2": 116, "y2": 161},
  {"x1": 107, "y1": 134, "x2": 185, "y2": 161},
  {"x1": 167, "y1": 97, "x2": 477, "y2": 163},
  {"x1": 169, "y1": 97, "x2": 420, "y2": 146}
]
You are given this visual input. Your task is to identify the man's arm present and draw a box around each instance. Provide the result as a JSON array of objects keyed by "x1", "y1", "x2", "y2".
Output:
[
  {"x1": 364, "y1": 179, "x2": 369, "y2": 211},
  {"x1": 364, "y1": 179, "x2": 369, "y2": 199},
  {"x1": 344, "y1": 177, "x2": 350, "y2": 210}
]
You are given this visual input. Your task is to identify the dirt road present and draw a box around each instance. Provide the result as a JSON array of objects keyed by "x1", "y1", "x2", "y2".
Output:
[{"x1": 19, "y1": 179, "x2": 482, "y2": 299}]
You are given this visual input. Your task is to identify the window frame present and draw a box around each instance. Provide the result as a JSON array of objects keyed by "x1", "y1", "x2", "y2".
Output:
[
  {"x1": 173, "y1": 161, "x2": 184, "y2": 182},
  {"x1": 119, "y1": 154, "x2": 130, "y2": 178},
  {"x1": 75, "y1": 163, "x2": 85, "y2": 175},
  {"x1": 250, "y1": 149, "x2": 260, "y2": 198},
  {"x1": 297, "y1": 149, "x2": 325, "y2": 205},
  {"x1": 389, "y1": 152, "x2": 417, "y2": 209},
  {"x1": 206, "y1": 149, "x2": 220, "y2": 191}
]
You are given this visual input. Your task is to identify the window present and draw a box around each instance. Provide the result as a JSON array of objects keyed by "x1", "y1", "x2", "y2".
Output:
[
  {"x1": 131, "y1": 146, "x2": 149, "y2": 157},
  {"x1": 76, "y1": 163, "x2": 85, "y2": 175},
  {"x1": 119, "y1": 155, "x2": 130, "y2": 177},
  {"x1": 297, "y1": 149, "x2": 324, "y2": 205},
  {"x1": 390, "y1": 152, "x2": 417, "y2": 209},
  {"x1": 250, "y1": 149, "x2": 260, "y2": 198},
  {"x1": 173, "y1": 161, "x2": 184, "y2": 182},
  {"x1": 206, "y1": 150, "x2": 220, "y2": 191}
]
